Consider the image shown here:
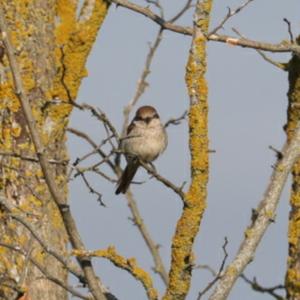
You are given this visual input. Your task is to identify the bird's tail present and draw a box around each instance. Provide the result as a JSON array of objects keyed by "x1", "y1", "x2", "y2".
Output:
[{"x1": 115, "y1": 159, "x2": 139, "y2": 194}]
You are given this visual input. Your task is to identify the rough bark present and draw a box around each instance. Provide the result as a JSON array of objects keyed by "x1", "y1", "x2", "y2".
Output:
[
  {"x1": 0, "y1": 1, "x2": 109, "y2": 299},
  {"x1": 162, "y1": 1, "x2": 212, "y2": 299},
  {"x1": 285, "y1": 37, "x2": 300, "y2": 300}
]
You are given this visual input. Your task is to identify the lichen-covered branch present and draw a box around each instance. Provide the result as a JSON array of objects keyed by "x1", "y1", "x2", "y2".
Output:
[
  {"x1": 284, "y1": 42, "x2": 300, "y2": 300},
  {"x1": 54, "y1": 0, "x2": 110, "y2": 101},
  {"x1": 73, "y1": 246, "x2": 158, "y2": 300},
  {"x1": 163, "y1": 1, "x2": 212, "y2": 299},
  {"x1": 209, "y1": 123, "x2": 300, "y2": 300}
]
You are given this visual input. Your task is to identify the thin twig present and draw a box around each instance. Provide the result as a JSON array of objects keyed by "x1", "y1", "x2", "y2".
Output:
[
  {"x1": 125, "y1": 190, "x2": 169, "y2": 285},
  {"x1": 0, "y1": 151, "x2": 68, "y2": 165},
  {"x1": 93, "y1": 167, "x2": 118, "y2": 183},
  {"x1": 232, "y1": 27, "x2": 288, "y2": 71},
  {"x1": 79, "y1": 172, "x2": 105, "y2": 206},
  {"x1": 121, "y1": 28, "x2": 164, "y2": 137},
  {"x1": 72, "y1": 134, "x2": 113, "y2": 167},
  {"x1": 283, "y1": 18, "x2": 294, "y2": 43},
  {"x1": 139, "y1": 159, "x2": 185, "y2": 201},
  {"x1": 208, "y1": 0, "x2": 254, "y2": 36},
  {"x1": 240, "y1": 274, "x2": 285, "y2": 300},
  {"x1": 80, "y1": 103, "x2": 120, "y2": 142},
  {"x1": 256, "y1": 50, "x2": 288, "y2": 71},
  {"x1": 67, "y1": 127, "x2": 116, "y2": 172},
  {"x1": 164, "y1": 110, "x2": 187, "y2": 128},
  {"x1": 72, "y1": 150, "x2": 115, "y2": 178},
  {"x1": 197, "y1": 238, "x2": 229, "y2": 299},
  {"x1": 145, "y1": 0, "x2": 164, "y2": 18},
  {"x1": 168, "y1": 0, "x2": 193, "y2": 23}
]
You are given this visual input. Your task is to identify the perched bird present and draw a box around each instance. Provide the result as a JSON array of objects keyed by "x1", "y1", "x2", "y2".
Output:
[{"x1": 115, "y1": 105, "x2": 167, "y2": 194}]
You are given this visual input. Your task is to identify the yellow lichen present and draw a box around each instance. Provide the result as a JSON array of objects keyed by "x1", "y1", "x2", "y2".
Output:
[
  {"x1": 73, "y1": 246, "x2": 158, "y2": 300},
  {"x1": 285, "y1": 53, "x2": 300, "y2": 299},
  {"x1": 163, "y1": 2, "x2": 212, "y2": 299}
]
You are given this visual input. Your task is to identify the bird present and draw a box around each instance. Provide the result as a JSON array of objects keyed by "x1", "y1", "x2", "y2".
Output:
[{"x1": 115, "y1": 105, "x2": 167, "y2": 194}]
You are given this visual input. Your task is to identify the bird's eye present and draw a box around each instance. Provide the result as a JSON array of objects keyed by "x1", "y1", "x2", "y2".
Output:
[{"x1": 153, "y1": 113, "x2": 159, "y2": 119}]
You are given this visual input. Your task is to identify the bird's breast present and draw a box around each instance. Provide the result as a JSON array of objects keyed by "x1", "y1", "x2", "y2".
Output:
[{"x1": 122, "y1": 125, "x2": 167, "y2": 162}]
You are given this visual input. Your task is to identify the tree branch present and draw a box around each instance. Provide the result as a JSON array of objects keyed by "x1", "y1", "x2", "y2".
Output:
[
  {"x1": 209, "y1": 123, "x2": 300, "y2": 300},
  {"x1": 197, "y1": 238, "x2": 229, "y2": 299},
  {"x1": 73, "y1": 246, "x2": 158, "y2": 300},
  {"x1": 121, "y1": 28, "x2": 163, "y2": 137},
  {"x1": 240, "y1": 274, "x2": 285, "y2": 300},
  {"x1": 139, "y1": 159, "x2": 185, "y2": 201},
  {"x1": 108, "y1": 0, "x2": 300, "y2": 55},
  {"x1": 163, "y1": 1, "x2": 212, "y2": 298},
  {"x1": 125, "y1": 190, "x2": 169, "y2": 285},
  {"x1": 208, "y1": 0, "x2": 254, "y2": 36}
]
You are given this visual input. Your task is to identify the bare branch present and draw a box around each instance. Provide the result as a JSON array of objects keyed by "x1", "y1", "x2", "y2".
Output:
[
  {"x1": 209, "y1": 123, "x2": 300, "y2": 300},
  {"x1": 108, "y1": 0, "x2": 193, "y2": 35},
  {"x1": 232, "y1": 27, "x2": 288, "y2": 71},
  {"x1": 121, "y1": 28, "x2": 164, "y2": 137},
  {"x1": 164, "y1": 110, "x2": 187, "y2": 128},
  {"x1": 79, "y1": 103, "x2": 120, "y2": 142},
  {"x1": 139, "y1": 159, "x2": 185, "y2": 201},
  {"x1": 108, "y1": 0, "x2": 300, "y2": 55},
  {"x1": 125, "y1": 190, "x2": 168, "y2": 285},
  {"x1": 145, "y1": 0, "x2": 164, "y2": 18},
  {"x1": 197, "y1": 238, "x2": 229, "y2": 299},
  {"x1": 79, "y1": 171, "x2": 105, "y2": 206},
  {"x1": 0, "y1": 10, "x2": 106, "y2": 300},
  {"x1": 0, "y1": 151, "x2": 68, "y2": 165},
  {"x1": 209, "y1": 0, "x2": 254, "y2": 36},
  {"x1": 283, "y1": 18, "x2": 294, "y2": 43},
  {"x1": 168, "y1": 0, "x2": 193, "y2": 23},
  {"x1": 256, "y1": 50, "x2": 288, "y2": 71},
  {"x1": 72, "y1": 134, "x2": 114, "y2": 167},
  {"x1": 240, "y1": 274, "x2": 285, "y2": 300},
  {"x1": 67, "y1": 127, "x2": 116, "y2": 172}
]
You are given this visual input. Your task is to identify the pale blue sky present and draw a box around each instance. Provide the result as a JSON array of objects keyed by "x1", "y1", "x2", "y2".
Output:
[{"x1": 69, "y1": 1, "x2": 299, "y2": 299}]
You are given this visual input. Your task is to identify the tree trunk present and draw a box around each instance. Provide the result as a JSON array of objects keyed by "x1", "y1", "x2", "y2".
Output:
[{"x1": 0, "y1": 1, "x2": 109, "y2": 299}]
